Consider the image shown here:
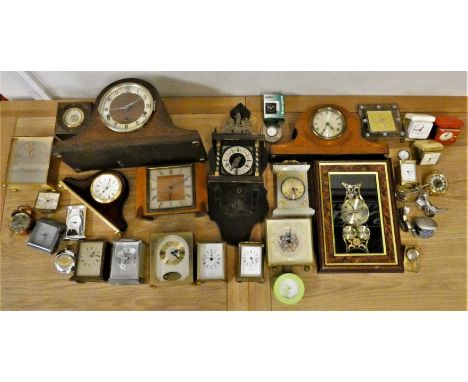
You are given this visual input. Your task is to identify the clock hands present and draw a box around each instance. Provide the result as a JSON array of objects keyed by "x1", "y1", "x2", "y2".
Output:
[{"x1": 110, "y1": 98, "x2": 143, "y2": 111}]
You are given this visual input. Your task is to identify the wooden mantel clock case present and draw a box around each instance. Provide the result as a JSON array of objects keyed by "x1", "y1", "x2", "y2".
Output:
[{"x1": 52, "y1": 78, "x2": 207, "y2": 172}]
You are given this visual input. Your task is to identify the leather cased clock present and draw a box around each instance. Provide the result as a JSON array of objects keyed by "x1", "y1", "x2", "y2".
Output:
[
  {"x1": 208, "y1": 103, "x2": 269, "y2": 245},
  {"x1": 52, "y1": 78, "x2": 207, "y2": 172}
]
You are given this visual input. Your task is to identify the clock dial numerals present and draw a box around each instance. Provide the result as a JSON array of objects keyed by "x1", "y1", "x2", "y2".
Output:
[
  {"x1": 202, "y1": 250, "x2": 221, "y2": 269},
  {"x1": 63, "y1": 107, "x2": 85, "y2": 128},
  {"x1": 240, "y1": 246, "x2": 262, "y2": 277},
  {"x1": 277, "y1": 228, "x2": 300, "y2": 254},
  {"x1": 221, "y1": 146, "x2": 254, "y2": 175},
  {"x1": 76, "y1": 242, "x2": 103, "y2": 277},
  {"x1": 98, "y1": 82, "x2": 154, "y2": 133},
  {"x1": 281, "y1": 177, "x2": 305, "y2": 200},
  {"x1": 198, "y1": 243, "x2": 225, "y2": 280},
  {"x1": 36, "y1": 192, "x2": 60, "y2": 210},
  {"x1": 116, "y1": 247, "x2": 137, "y2": 270},
  {"x1": 401, "y1": 163, "x2": 417, "y2": 182},
  {"x1": 341, "y1": 199, "x2": 369, "y2": 226},
  {"x1": 311, "y1": 107, "x2": 345, "y2": 139},
  {"x1": 159, "y1": 239, "x2": 186, "y2": 265},
  {"x1": 90, "y1": 173, "x2": 123, "y2": 204},
  {"x1": 148, "y1": 165, "x2": 194, "y2": 210}
]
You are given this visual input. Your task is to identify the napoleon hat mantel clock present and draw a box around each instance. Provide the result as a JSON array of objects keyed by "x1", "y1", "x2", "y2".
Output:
[
  {"x1": 52, "y1": 78, "x2": 207, "y2": 172},
  {"x1": 207, "y1": 103, "x2": 269, "y2": 245}
]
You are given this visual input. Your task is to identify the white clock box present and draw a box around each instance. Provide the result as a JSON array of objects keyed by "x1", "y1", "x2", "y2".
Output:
[{"x1": 404, "y1": 113, "x2": 436, "y2": 140}]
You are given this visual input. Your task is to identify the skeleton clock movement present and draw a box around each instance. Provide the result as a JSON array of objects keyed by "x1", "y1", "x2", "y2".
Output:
[
  {"x1": 52, "y1": 78, "x2": 207, "y2": 172},
  {"x1": 208, "y1": 103, "x2": 269, "y2": 245}
]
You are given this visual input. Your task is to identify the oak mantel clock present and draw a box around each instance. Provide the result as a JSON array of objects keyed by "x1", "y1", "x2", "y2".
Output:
[
  {"x1": 207, "y1": 103, "x2": 269, "y2": 245},
  {"x1": 53, "y1": 78, "x2": 207, "y2": 172}
]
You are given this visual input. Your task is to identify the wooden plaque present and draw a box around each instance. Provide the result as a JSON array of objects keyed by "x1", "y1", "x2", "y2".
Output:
[{"x1": 272, "y1": 104, "x2": 389, "y2": 157}]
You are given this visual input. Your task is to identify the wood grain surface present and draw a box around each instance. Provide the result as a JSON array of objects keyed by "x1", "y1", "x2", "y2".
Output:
[{"x1": 1, "y1": 96, "x2": 466, "y2": 310}]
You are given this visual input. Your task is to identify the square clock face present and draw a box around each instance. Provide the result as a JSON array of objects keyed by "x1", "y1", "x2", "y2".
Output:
[
  {"x1": 366, "y1": 111, "x2": 397, "y2": 133},
  {"x1": 147, "y1": 164, "x2": 194, "y2": 211}
]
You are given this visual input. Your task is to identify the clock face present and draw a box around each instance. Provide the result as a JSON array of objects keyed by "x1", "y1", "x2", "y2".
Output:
[
  {"x1": 35, "y1": 192, "x2": 60, "y2": 210},
  {"x1": 239, "y1": 245, "x2": 263, "y2": 277},
  {"x1": 63, "y1": 107, "x2": 85, "y2": 128},
  {"x1": 55, "y1": 250, "x2": 76, "y2": 274},
  {"x1": 158, "y1": 237, "x2": 186, "y2": 266},
  {"x1": 9, "y1": 212, "x2": 32, "y2": 233},
  {"x1": 221, "y1": 146, "x2": 254, "y2": 175},
  {"x1": 420, "y1": 152, "x2": 441, "y2": 165},
  {"x1": 439, "y1": 131, "x2": 453, "y2": 141},
  {"x1": 274, "y1": 273, "x2": 305, "y2": 305},
  {"x1": 266, "y1": 125, "x2": 279, "y2": 137},
  {"x1": 7, "y1": 137, "x2": 53, "y2": 185},
  {"x1": 116, "y1": 246, "x2": 138, "y2": 270},
  {"x1": 366, "y1": 110, "x2": 397, "y2": 133},
  {"x1": 198, "y1": 243, "x2": 225, "y2": 280},
  {"x1": 30, "y1": 222, "x2": 59, "y2": 249},
  {"x1": 400, "y1": 162, "x2": 417, "y2": 183},
  {"x1": 341, "y1": 199, "x2": 369, "y2": 226},
  {"x1": 98, "y1": 82, "x2": 154, "y2": 133},
  {"x1": 90, "y1": 173, "x2": 123, "y2": 204},
  {"x1": 311, "y1": 107, "x2": 345, "y2": 139},
  {"x1": 76, "y1": 242, "x2": 104, "y2": 277},
  {"x1": 426, "y1": 172, "x2": 448, "y2": 194},
  {"x1": 281, "y1": 177, "x2": 305, "y2": 200},
  {"x1": 148, "y1": 165, "x2": 194, "y2": 210}
]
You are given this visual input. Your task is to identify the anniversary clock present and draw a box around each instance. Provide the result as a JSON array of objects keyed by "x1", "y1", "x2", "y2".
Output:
[
  {"x1": 207, "y1": 103, "x2": 269, "y2": 245},
  {"x1": 52, "y1": 78, "x2": 207, "y2": 172}
]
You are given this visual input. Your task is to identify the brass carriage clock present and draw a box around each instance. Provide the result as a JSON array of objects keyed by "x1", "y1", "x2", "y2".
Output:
[{"x1": 207, "y1": 103, "x2": 269, "y2": 244}]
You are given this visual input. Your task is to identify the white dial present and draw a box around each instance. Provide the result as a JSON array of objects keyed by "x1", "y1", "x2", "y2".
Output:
[
  {"x1": 439, "y1": 131, "x2": 453, "y2": 141},
  {"x1": 240, "y1": 246, "x2": 262, "y2": 277},
  {"x1": 221, "y1": 146, "x2": 254, "y2": 175},
  {"x1": 400, "y1": 162, "x2": 417, "y2": 183},
  {"x1": 311, "y1": 107, "x2": 345, "y2": 139},
  {"x1": 279, "y1": 278, "x2": 300, "y2": 299},
  {"x1": 266, "y1": 125, "x2": 278, "y2": 137},
  {"x1": 98, "y1": 82, "x2": 154, "y2": 133},
  {"x1": 90, "y1": 173, "x2": 123, "y2": 204},
  {"x1": 198, "y1": 243, "x2": 225, "y2": 280},
  {"x1": 116, "y1": 247, "x2": 137, "y2": 270},
  {"x1": 35, "y1": 192, "x2": 60, "y2": 210}
]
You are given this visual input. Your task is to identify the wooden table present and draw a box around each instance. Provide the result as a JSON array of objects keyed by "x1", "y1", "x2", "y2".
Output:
[{"x1": 1, "y1": 96, "x2": 466, "y2": 310}]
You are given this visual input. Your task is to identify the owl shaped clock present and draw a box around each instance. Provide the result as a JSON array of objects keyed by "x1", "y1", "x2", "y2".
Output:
[
  {"x1": 207, "y1": 103, "x2": 269, "y2": 245},
  {"x1": 53, "y1": 78, "x2": 207, "y2": 172}
]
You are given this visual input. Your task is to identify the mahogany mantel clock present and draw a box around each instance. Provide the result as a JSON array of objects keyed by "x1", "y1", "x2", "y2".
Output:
[
  {"x1": 208, "y1": 103, "x2": 269, "y2": 245},
  {"x1": 52, "y1": 78, "x2": 207, "y2": 172}
]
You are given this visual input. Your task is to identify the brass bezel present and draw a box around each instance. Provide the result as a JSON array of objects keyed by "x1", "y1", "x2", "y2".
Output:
[
  {"x1": 310, "y1": 107, "x2": 346, "y2": 140},
  {"x1": 196, "y1": 242, "x2": 227, "y2": 283},
  {"x1": 237, "y1": 242, "x2": 264, "y2": 282},
  {"x1": 90, "y1": 172, "x2": 123, "y2": 204}
]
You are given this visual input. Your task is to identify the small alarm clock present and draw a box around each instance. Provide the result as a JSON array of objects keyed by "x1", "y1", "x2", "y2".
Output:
[
  {"x1": 405, "y1": 113, "x2": 436, "y2": 140},
  {"x1": 432, "y1": 115, "x2": 463, "y2": 145}
]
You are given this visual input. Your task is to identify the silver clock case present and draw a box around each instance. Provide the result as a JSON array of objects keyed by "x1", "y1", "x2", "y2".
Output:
[
  {"x1": 108, "y1": 239, "x2": 145, "y2": 285},
  {"x1": 263, "y1": 123, "x2": 283, "y2": 143},
  {"x1": 272, "y1": 162, "x2": 315, "y2": 217},
  {"x1": 27, "y1": 219, "x2": 66, "y2": 254},
  {"x1": 64, "y1": 205, "x2": 86, "y2": 240}
]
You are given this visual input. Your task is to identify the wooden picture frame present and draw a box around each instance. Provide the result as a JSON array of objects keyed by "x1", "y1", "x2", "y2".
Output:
[{"x1": 314, "y1": 159, "x2": 403, "y2": 272}]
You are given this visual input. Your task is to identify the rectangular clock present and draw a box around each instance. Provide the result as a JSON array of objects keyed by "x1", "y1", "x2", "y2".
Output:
[{"x1": 313, "y1": 159, "x2": 403, "y2": 272}]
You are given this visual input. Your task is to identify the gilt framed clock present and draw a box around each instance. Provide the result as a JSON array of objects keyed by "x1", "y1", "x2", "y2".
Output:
[
  {"x1": 135, "y1": 162, "x2": 208, "y2": 218},
  {"x1": 314, "y1": 159, "x2": 403, "y2": 272},
  {"x1": 53, "y1": 78, "x2": 207, "y2": 172}
]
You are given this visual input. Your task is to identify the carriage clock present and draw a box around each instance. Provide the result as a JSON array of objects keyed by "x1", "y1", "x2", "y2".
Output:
[{"x1": 207, "y1": 103, "x2": 269, "y2": 245}]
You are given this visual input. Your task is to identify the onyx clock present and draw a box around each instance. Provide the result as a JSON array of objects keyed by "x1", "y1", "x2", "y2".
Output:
[{"x1": 207, "y1": 103, "x2": 269, "y2": 245}]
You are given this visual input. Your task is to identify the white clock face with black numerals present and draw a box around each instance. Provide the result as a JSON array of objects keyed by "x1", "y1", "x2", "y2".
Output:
[
  {"x1": 239, "y1": 245, "x2": 263, "y2": 277},
  {"x1": 221, "y1": 146, "x2": 254, "y2": 175},
  {"x1": 198, "y1": 243, "x2": 225, "y2": 281}
]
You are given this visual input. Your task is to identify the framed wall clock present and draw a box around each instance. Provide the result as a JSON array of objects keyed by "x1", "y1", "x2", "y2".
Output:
[
  {"x1": 135, "y1": 162, "x2": 208, "y2": 219},
  {"x1": 52, "y1": 78, "x2": 207, "y2": 172},
  {"x1": 5, "y1": 136, "x2": 59, "y2": 191},
  {"x1": 358, "y1": 104, "x2": 404, "y2": 139},
  {"x1": 150, "y1": 232, "x2": 193, "y2": 286},
  {"x1": 208, "y1": 103, "x2": 269, "y2": 245},
  {"x1": 314, "y1": 159, "x2": 403, "y2": 272},
  {"x1": 271, "y1": 104, "x2": 388, "y2": 157},
  {"x1": 58, "y1": 170, "x2": 129, "y2": 234},
  {"x1": 266, "y1": 218, "x2": 314, "y2": 266}
]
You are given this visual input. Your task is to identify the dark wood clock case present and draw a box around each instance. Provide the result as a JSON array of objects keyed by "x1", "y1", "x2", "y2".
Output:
[{"x1": 52, "y1": 78, "x2": 207, "y2": 172}]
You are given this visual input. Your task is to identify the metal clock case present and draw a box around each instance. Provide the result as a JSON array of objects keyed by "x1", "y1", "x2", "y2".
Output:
[
  {"x1": 196, "y1": 242, "x2": 227, "y2": 283},
  {"x1": 54, "y1": 248, "x2": 76, "y2": 274},
  {"x1": 266, "y1": 218, "x2": 314, "y2": 266},
  {"x1": 54, "y1": 102, "x2": 93, "y2": 140},
  {"x1": 272, "y1": 161, "x2": 315, "y2": 217},
  {"x1": 27, "y1": 219, "x2": 66, "y2": 254},
  {"x1": 150, "y1": 232, "x2": 193, "y2": 286},
  {"x1": 412, "y1": 140, "x2": 444, "y2": 165},
  {"x1": 9, "y1": 205, "x2": 35, "y2": 235},
  {"x1": 5, "y1": 136, "x2": 59, "y2": 191},
  {"x1": 358, "y1": 104, "x2": 404, "y2": 139},
  {"x1": 135, "y1": 163, "x2": 208, "y2": 219},
  {"x1": 72, "y1": 240, "x2": 110, "y2": 283},
  {"x1": 424, "y1": 171, "x2": 448, "y2": 196},
  {"x1": 314, "y1": 160, "x2": 403, "y2": 272},
  {"x1": 237, "y1": 242, "x2": 264, "y2": 282},
  {"x1": 64, "y1": 205, "x2": 86, "y2": 240},
  {"x1": 52, "y1": 78, "x2": 207, "y2": 172},
  {"x1": 59, "y1": 170, "x2": 129, "y2": 234},
  {"x1": 208, "y1": 103, "x2": 269, "y2": 245},
  {"x1": 108, "y1": 240, "x2": 145, "y2": 285},
  {"x1": 396, "y1": 160, "x2": 418, "y2": 186}
]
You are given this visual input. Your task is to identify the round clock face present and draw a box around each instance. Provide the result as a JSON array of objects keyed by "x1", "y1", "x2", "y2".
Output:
[
  {"x1": 98, "y1": 82, "x2": 154, "y2": 133},
  {"x1": 341, "y1": 199, "x2": 369, "y2": 225},
  {"x1": 63, "y1": 107, "x2": 85, "y2": 128},
  {"x1": 425, "y1": 172, "x2": 448, "y2": 194},
  {"x1": 274, "y1": 274, "x2": 305, "y2": 305},
  {"x1": 9, "y1": 212, "x2": 32, "y2": 233},
  {"x1": 266, "y1": 125, "x2": 279, "y2": 137},
  {"x1": 397, "y1": 149, "x2": 410, "y2": 161},
  {"x1": 439, "y1": 131, "x2": 453, "y2": 141},
  {"x1": 55, "y1": 250, "x2": 75, "y2": 274},
  {"x1": 406, "y1": 248, "x2": 420, "y2": 262},
  {"x1": 116, "y1": 247, "x2": 137, "y2": 270},
  {"x1": 158, "y1": 236, "x2": 187, "y2": 266},
  {"x1": 281, "y1": 177, "x2": 305, "y2": 200},
  {"x1": 90, "y1": 173, "x2": 123, "y2": 204},
  {"x1": 221, "y1": 146, "x2": 254, "y2": 175},
  {"x1": 311, "y1": 107, "x2": 346, "y2": 139}
]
